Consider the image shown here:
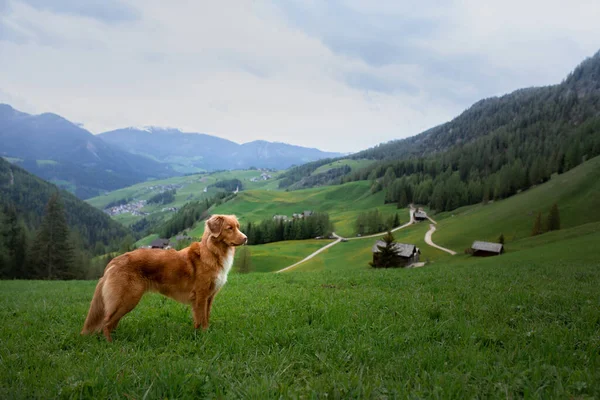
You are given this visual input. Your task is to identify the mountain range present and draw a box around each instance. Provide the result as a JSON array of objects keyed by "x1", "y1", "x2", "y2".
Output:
[
  {"x1": 99, "y1": 127, "x2": 342, "y2": 172},
  {"x1": 0, "y1": 105, "x2": 340, "y2": 198}
]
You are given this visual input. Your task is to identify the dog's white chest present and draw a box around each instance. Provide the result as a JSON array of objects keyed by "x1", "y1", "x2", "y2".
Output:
[{"x1": 214, "y1": 249, "x2": 234, "y2": 291}]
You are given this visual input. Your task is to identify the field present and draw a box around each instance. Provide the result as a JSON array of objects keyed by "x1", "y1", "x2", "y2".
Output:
[
  {"x1": 1, "y1": 230, "x2": 599, "y2": 398},
  {"x1": 237, "y1": 239, "x2": 333, "y2": 273},
  {"x1": 189, "y1": 181, "x2": 401, "y2": 238},
  {"x1": 311, "y1": 158, "x2": 375, "y2": 175},
  {"x1": 86, "y1": 169, "x2": 281, "y2": 225}
]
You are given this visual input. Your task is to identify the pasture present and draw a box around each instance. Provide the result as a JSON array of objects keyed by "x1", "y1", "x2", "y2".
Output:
[
  {"x1": 192, "y1": 180, "x2": 402, "y2": 238},
  {"x1": 1, "y1": 231, "x2": 599, "y2": 398}
]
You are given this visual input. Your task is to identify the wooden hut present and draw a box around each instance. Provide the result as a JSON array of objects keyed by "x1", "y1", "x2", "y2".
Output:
[
  {"x1": 414, "y1": 211, "x2": 428, "y2": 221},
  {"x1": 471, "y1": 241, "x2": 504, "y2": 257},
  {"x1": 371, "y1": 241, "x2": 420, "y2": 267},
  {"x1": 150, "y1": 238, "x2": 170, "y2": 249}
]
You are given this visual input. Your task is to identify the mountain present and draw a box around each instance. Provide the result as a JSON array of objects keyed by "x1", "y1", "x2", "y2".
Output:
[
  {"x1": 0, "y1": 156, "x2": 130, "y2": 252},
  {"x1": 279, "y1": 49, "x2": 600, "y2": 195},
  {"x1": 0, "y1": 105, "x2": 177, "y2": 198},
  {"x1": 98, "y1": 127, "x2": 342, "y2": 171}
]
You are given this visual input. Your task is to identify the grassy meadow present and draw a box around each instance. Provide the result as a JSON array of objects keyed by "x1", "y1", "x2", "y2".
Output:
[
  {"x1": 310, "y1": 158, "x2": 375, "y2": 175},
  {"x1": 236, "y1": 239, "x2": 333, "y2": 273},
  {"x1": 189, "y1": 181, "x2": 402, "y2": 238},
  {"x1": 1, "y1": 229, "x2": 599, "y2": 398}
]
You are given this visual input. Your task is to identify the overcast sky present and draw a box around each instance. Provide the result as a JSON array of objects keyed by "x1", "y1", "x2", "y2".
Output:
[{"x1": 1, "y1": 0, "x2": 599, "y2": 153}]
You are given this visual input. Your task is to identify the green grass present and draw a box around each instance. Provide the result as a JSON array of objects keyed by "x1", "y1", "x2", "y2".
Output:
[
  {"x1": 311, "y1": 158, "x2": 375, "y2": 175},
  {"x1": 135, "y1": 234, "x2": 159, "y2": 247},
  {"x1": 433, "y1": 155, "x2": 600, "y2": 252},
  {"x1": 189, "y1": 181, "x2": 401, "y2": 237},
  {"x1": 1, "y1": 230, "x2": 599, "y2": 398},
  {"x1": 238, "y1": 239, "x2": 333, "y2": 273},
  {"x1": 294, "y1": 222, "x2": 451, "y2": 273}
]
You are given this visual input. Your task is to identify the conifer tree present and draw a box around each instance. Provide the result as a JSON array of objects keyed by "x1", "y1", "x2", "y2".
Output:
[
  {"x1": 237, "y1": 246, "x2": 252, "y2": 273},
  {"x1": 531, "y1": 212, "x2": 544, "y2": 237},
  {"x1": 31, "y1": 193, "x2": 75, "y2": 279},
  {"x1": 498, "y1": 233, "x2": 505, "y2": 245},
  {"x1": 370, "y1": 231, "x2": 398, "y2": 268},
  {"x1": 547, "y1": 203, "x2": 561, "y2": 231}
]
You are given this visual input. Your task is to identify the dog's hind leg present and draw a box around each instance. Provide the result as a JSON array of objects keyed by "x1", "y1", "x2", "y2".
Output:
[{"x1": 101, "y1": 279, "x2": 144, "y2": 342}]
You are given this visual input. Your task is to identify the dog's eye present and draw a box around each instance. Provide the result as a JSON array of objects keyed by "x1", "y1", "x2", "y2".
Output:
[{"x1": 227, "y1": 226, "x2": 233, "y2": 230}]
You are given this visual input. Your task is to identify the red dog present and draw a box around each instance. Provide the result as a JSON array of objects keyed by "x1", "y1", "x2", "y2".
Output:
[{"x1": 81, "y1": 214, "x2": 247, "y2": 341}]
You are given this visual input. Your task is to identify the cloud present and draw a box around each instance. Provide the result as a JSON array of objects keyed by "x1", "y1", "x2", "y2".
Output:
[
  {"x1": 14, "y1": 0, "x2": 139, "y2": 24},
  {"x1": 0, "y1": 0, "x2": 599, "y2": 153}
]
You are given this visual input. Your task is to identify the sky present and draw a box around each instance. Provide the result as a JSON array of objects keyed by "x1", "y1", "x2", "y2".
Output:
[{"x1": 1, "y1": 1, "x2": 599, "y2": 153}]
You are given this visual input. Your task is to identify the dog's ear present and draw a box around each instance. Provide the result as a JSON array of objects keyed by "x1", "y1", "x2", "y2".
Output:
[{"x1": 206, "y1": 215, "x2": 224, "y2": 238}]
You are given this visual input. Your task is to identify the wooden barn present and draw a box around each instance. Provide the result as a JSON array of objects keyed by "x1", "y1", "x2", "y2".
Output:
[
  {"x1": 371, "y1": 241, "x2": 420, "y2": 267},
  {"x1": 471, "y1": 241, "x2": 504, "y2": 257},
  {"x1": 150, "y1": 238, "x2": 170, "y2": 249},
  {"x1": 414, "y1": 211, "x2": 428, "y2": 221}
]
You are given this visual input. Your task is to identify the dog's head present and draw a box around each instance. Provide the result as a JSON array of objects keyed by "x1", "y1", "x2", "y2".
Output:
[{"x1": 205, "y1": 214, "x2": 247, "y2": 246}]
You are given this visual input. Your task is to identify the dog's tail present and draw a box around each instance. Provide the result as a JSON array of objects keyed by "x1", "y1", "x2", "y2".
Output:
[{"x1": 81, "y1": 277, "x2": 105, "y2": 335}]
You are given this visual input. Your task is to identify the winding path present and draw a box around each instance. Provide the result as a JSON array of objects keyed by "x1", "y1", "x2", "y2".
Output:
[
  {"x1": 275, "y1": 208, "x2": 415, "y2": 273},
  {"x1": 275, "y1": 234, "x2": 342, "y2": 273},
  {"x1": 424, "y1": 224, "x2": 457, "y2": 255}
]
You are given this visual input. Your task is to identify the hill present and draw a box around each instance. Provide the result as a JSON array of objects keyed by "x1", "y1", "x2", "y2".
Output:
[
  {"x1": 278, "y1": 50, "x2": 600, "y2": 212},
  {"x1": 0, "y1": 105, "x2": 176, "y2": 198},
  {"x1": 86, "y1": 169, "x2": 281, "y2": 228},
  {"x1": 0, "y1": 157, "x2": 130, "y2": 257},
  {"x1": 99, "y1": 127, "x2": 342, "y2": 171},
  {"x1": 291, "y1": 155, "x2": 600, "y2": 273},
  {"x1": 189, "y1": 180, "x2": 403, "y2": 238},
  {"x1": 432, "y1": 154, "x2": 600, "y2": 252}
]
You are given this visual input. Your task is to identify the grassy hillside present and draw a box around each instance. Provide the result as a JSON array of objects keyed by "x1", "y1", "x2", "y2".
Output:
[
  {"x1": 188, "y1": 181, "x2": 401, "y2": 238},
  {"x1": 1, "y1": 231, "x2": 599, "y2": 398},
  {"x1": 87, "y1": 169, "x2": 281, "y2": 225},
  {"x1": 237, "y1": 239, "x2": 333, "y2": 273},
  {"x1": 311, "y1": 159, "x2": 374, "y2": 175},
  {"x1": 293, "y1": 222, "x2": 450, "y2": 273},
  {"x1": 432, "y1": 155, "x2": 600, "y2": 252}
]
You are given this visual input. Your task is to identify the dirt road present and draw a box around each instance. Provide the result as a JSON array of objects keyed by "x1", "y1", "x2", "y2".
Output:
[
  {"x1": 275, "y1": 208, "x2": 416, "y2": 273},
  {"x1": 424, "y1": 224, "x2": 457, "y2": 255}
]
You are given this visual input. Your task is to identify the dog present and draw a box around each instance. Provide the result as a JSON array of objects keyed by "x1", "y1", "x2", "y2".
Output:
[{"x1": 81, "y1": 214, "x2": 247, "y2": 341}]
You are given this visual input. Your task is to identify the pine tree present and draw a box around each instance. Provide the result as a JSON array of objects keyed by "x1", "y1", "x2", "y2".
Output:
[
  {"x1": 393, "y1": 213, "x2": 400, "y2": 228},
  {"x1": 31, "y1": 193, "x2": 75, "y2": 279},
  {"x1": 531, "y1": 212, "x2": 544, "y2": 237},
  {"x1": 237, "y1": 246, "x2": 252, "y2": 273},
  {"x1": 498, "y1": 233, "x2": 505, "y2": 245},
  {"x1": 370, "y1": 231, "x2": 398, "y2": 268},
  {"x1": 547, "y1": 203, "x2": 561, "y2": 231}
]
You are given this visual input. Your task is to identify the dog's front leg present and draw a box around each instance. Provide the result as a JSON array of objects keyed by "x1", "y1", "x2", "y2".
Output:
[{"x1": 192, "y1": 290, "x2": 210, "y2": 330}]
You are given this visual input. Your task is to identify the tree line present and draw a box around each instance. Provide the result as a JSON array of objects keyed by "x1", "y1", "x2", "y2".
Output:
[
  {"x1": 147, "y1": 189, "x2": 176, "y2": 205},
  {"x1": 355, "y1": 210, "x2": 400, "y2": 235},
  {"x1": 244, "y1": 213, "x2": 333, "y2": 245}
]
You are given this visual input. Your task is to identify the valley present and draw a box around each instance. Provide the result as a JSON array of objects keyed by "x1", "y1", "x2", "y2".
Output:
[{"x1": 1, "y1": 48, "x2": 600, "y2": 398}]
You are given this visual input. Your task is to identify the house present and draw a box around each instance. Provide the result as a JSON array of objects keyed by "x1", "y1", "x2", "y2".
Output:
[
  {"x1": 273, "y1": 215, "x2": 288, "y2": 221},
  {"x1": 414, "y1": 211, "x2": 428, "y2": 221},
  {"x1": 150, "y1": 238, "x2": 170, "y2": 249},
  {"x1": 471, "y1": 241, "x2": 504, "y2": 257},
  {"x1": 371, "y1": 241, "x2": 420, "y2": 267},
  {"x1": 303, "y1": 210, "x2": 313, "y2": 217}
]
